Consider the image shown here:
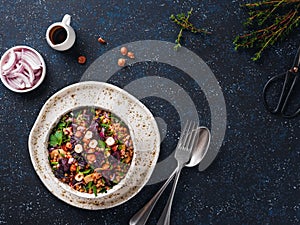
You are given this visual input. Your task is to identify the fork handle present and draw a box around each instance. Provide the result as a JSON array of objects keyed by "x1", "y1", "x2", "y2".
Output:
[
  {"x1": 157, "y1": 165, "x2": 183, "y2": 225},
  {"x1": 129, "y1": 169, "x2": 177, "y2": 225}
]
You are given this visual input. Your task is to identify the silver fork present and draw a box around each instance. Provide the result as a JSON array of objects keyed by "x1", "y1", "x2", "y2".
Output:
[
  {"x1": 129, "y1": 121, "x2": 198, "y2": 225},
  {"x1": 157, "y1": 121, "x2": 199, "y2": 225}
]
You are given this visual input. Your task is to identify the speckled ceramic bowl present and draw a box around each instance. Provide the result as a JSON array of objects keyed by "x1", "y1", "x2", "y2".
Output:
[{"x1": 28, "y1": 81, "x2": 160, "y2": 209}]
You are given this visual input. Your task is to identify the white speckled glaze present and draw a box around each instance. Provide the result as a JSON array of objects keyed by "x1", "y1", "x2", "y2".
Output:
[{"x1": 28, "y1": 81, "x2": 160, "y2": 210}]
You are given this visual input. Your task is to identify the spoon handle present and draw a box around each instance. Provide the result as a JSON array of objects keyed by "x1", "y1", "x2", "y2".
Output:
[
  {"x1": 157, "y1": 165, "x2": 183, "y2": 225},
  {"x1": 129, "y1": 169, "x2": 177, "y2": 225}
]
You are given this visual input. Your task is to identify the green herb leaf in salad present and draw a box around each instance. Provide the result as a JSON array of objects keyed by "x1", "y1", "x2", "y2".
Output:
[
  {"x1": 98, "y1": 140, "x2": 106, "y2": 148},
  {"x1": 57, "y1": 121, "x2": 66, "y2": 129},
  {"x1": 101, "y1": 123, "x2": 109, "y2": 129},
  {"x1": 82, "y1": 169, "x2": 91, "y2": 174},
  {"x1": 85, "y1": 181, "x2": 93, "y2": 192},
  {"x1": 90, "y1": 107, "x2": 96, "y2": 114},
  {"x1": 92, "y1": 185, "x2": 98, "y2": 196},
  {"x1": 49, "y1": 130, "x2": 63, "y2": 147}
]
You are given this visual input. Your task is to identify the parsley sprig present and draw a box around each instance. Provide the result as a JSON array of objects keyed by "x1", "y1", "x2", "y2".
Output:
[
  {"x1": 49, "y1": 115, "x2": 71, "y2": 147},
  {"x1": 49, "y1": 131, "x2": 63, "y2": 147}
]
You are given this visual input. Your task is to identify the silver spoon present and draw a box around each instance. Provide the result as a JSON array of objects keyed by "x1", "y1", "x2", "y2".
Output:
[{"x1": 129, "y1": 126, "x2": 211, "y2": 225}]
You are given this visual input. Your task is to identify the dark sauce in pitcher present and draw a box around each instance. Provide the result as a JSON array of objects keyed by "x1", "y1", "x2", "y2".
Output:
[{"x1": 49, "y1": 26, "x2": 67, "y2": 45}]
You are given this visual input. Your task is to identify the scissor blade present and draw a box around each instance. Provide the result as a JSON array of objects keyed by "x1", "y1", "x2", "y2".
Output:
[
  {"x1": 280, "y1": 72, "x2": 298, "y2": 113},
  {"x1": 293, "y1": 45, "x2": 300, "y2": 68}
]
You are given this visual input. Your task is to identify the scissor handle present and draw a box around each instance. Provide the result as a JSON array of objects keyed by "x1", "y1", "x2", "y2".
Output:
[{"x1": 263, "y1": 70, "x2": 299, "y2": 118}]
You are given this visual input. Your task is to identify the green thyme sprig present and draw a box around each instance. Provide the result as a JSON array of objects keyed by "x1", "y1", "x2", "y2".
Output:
[
  {"x1": 234, "y1": 0, "x2": 300, "y2": 61},
  {"x1": 170, "y1": 8, "x2": 211, "y2": 50}
]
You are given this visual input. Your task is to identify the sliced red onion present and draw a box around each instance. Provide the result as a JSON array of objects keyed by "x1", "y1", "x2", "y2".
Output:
[
  {"x1": 15, "y1": 51, "x2": 23, "y2": 61},
  {"x1": 15, "y1": 72, "x2": 32, "y2": 88},
  {"x1": 99, "y1": 127, "x2": 105, "y2": 139},
  {"x1": 113, "y1": 133, "x2": 118, "y2": 140},
  {"x1": 4, "y1": 71, "x2": 22, "y2": 79},
  {"x1": 5, "y1": 78, "x2": 18, "y2": 89},
  {"x1": 124, "y1": 140, "x2": 129, "y2": 147},
  {"x1": 68, "y1": 158, "x2": 75, "y2": 164},
  {"x1": 1, "y1": 47, "x2": 44, "y2": 90},
  {"x1": 20, "y1": 61, "x2": 35, "y2": 84},
  {"x1": 6, "y1": 77, "x2": 25, "y2": 89},
  {"x1": 21, "y1": 51, "x2": 42, "y2": 70},
  {"x1": 34, "y1": 69, "x2": 42, "y2": 77},
  {"x1": 2, "y1": 50, "x2": 16, "y2": 72},
  {"x1": 2, "y1": 62, "x2": 24, "y2": 77}
]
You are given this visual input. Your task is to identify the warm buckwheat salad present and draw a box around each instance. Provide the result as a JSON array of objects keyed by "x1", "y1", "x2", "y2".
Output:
[{"x1": 48, "y1": 107, "x2": 134, "y2": 196}]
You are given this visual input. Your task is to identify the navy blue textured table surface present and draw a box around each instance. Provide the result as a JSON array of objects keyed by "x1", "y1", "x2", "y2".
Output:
[{"x1": 0, "y1": 0, "x2": 299, "y2": 224}]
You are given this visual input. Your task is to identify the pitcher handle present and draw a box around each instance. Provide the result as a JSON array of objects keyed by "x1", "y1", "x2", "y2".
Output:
[{"x1": 62, "y1": 14, "x2": 71, "y2": 26}]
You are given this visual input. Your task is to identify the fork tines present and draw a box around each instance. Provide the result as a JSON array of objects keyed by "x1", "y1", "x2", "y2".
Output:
[{"x1": 177, "y1": 121, "x2": 199, "y2": 153}]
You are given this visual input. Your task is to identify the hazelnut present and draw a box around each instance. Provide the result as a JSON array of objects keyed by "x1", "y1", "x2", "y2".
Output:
[
  {"x1": 102, "y1": 118, "x2": 109, "y2": 124},
  {"x1": 84, "y1": 130, "x2": 93, "y2": 139},
  {"x1": 74, "y1": 130, "x2": 82, "y2": 138},
  {"x1": 105, "y1": 137, "x2": 115, "y2": 146},
  {"x1": 74, "y1": 144, "x2": 83, "y2": 153},
  {"x1": 120, "y1": 47, "x2": 128, "y2": 55},
  {"x1": 101, "y1": 163, "x2": 110, "y2": 170},
  {"x1": 127, "y1": 52, "x2": 135, "y2": 59},
  {"x1": 75, "y1": 173, "x2": 84, "y2": 182},
  {"x1": 63, "y1": 127, "x2": 73, "y2": 135},
  {"x1": 82, "y1": 138, "x2": 90, "y2": 144},
  {"x1": 98, "y1": 37, "x2": 106, "y2": 44},
  {"x1": 65, "y1": 142, "x2": 72, "y2": 150},
  {"x1": 78, "y1": 56, "x2": 86, "y2": 64},
  {"x1": 86, "y1": 154, "x2": 96, "y2": 162},
  {"x1": 50, "y1": 149, "x2": 66, "y2": 159},
  {"x1": 124, "y1": 157, "x2": 131, "y2": 164},
  {"x1": 94, "y1": 172, "x2": 101, "y2": 180},
  {"x1": 89, "y1": 139, "x2": 98, "y2": 148},
  {"x1": 118, "y1": 58, "x2": 126, "y2": 67},
  {"x1": 70, "y1": 164, "x2": 77, "y2": 172}
]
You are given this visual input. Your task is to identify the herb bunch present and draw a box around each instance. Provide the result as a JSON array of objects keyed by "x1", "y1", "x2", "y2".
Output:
[
  {"x1": 170, "y1": 8, "x2": 211, "y2": 50},
  {"x1": 234, "y1": 0, "x2": 300, "y2": 61}
]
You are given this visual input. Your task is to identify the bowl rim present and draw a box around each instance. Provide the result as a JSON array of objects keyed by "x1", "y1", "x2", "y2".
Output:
[{"x1": 0, "y1": 45, "x2": 46, "y2": 93}]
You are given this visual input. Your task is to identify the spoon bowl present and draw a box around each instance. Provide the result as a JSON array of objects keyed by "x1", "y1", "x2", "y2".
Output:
[{"x1": 186, "y1": 126, "x2": 211, "y2": 167}]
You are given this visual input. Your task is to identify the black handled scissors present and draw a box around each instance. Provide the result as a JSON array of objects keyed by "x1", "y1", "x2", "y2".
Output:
[{"x1": 263, "y1": 45, "x2": 300, "y2": 118}]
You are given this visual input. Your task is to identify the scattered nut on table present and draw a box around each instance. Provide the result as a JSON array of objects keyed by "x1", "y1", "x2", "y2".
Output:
[
  {"x1": 120, "y1": 47, "x2": 128, "y2": 55},
  {"x1": 127, "y1": 51, "x2": 135, "y2": 59},
  {"x1": 118, "y1": 58, "x2": 126, "y2": 67},
  {"x1": 78, "y1": 56, "x2": 86, "y2": 64},
  {"x1": 98, "y1": 37, "x2": 106, "y2": 44},
  {"x1": 118, "y1": 47, "x2": 136, "y2": 66}
]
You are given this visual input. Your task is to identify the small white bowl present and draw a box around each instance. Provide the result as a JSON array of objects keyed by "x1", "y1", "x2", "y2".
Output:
[{"x1": 0, "y1": 45, "x2": 46, "y2": 93}]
